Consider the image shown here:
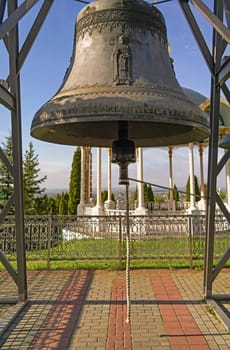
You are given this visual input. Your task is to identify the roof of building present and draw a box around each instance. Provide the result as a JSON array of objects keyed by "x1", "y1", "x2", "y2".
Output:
[{"x1": 182, "y1": 87, "x2": 207, "y2": 106}]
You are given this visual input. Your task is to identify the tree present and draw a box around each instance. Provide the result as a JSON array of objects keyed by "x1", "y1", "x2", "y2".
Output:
[
  {"x1": 173, "y1": 184, "x2": 179, "y2": 201},
  {"x1": 133, "y1": 186, "x2": 138, "y2": 202},
  {"x1": 185, "y1": 175, "x2": 201, "y2": 202},
  {"x1": 59, "y1": 192, "x2": 69, "y2": 215},
  {"x1": 101, "y1": 190, "x2": 108, "y2": 203},
  {"x1": 218, "y1": 189, "x2": 226, "y2": 201},
  {"x1": 101, "y1": 190, "x2": 115, "y2": 203},
  {"x1": 147, "y1": 185, "x2": 154, "y2": 202},
  {"x1": 68, "y1": 147, "x2": 81, "y2": 215},
  {"x1": 144, "y1": 183, "x2": 148, "y2": 203},
  {"x1": 144, "y1": 184, "x2": 154, "y2": 203},
  {"x1": 34, "y1": 194, "x2": 49, "y2": 215},
  {"x1": 23, "y1": 142, "x2": 47, "y2": 214},
  {"x1": 48, "y1": 197, "x2": 58, "y2": 215},
  {"x1": 0, "y1": 136, "x2": 14, "y2": 213},
  {"x1": 0, "y1": 136, "x2": 14, "y2": 200},
  {"x1": 168, "y1": 184, "x2": 179, "y2": 201}
]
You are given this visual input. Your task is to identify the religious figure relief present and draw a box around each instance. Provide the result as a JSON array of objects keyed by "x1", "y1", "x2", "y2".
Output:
[{"x1": 113, "y1": 36, "x2": 132, "y2": 86}]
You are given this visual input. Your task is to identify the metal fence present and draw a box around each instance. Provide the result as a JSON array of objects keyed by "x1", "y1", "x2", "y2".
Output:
[{"x1": 0, "y1": 214, "x2": 230, "y2": 268}]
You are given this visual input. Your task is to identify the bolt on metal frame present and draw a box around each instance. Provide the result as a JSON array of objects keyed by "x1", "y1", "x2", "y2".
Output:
[{"x1": 0, "y1": 0, "x2": 229, "y2": 316}]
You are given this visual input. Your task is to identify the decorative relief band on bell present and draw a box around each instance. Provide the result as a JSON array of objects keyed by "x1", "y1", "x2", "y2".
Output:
[
  {"x1": 76, "y1": 9, "x2": 167, "y2": 42},
  {"x1": 49, "y1": 85, "x2": 199, "y2": 102},
  {"x1": 34, "y1": 103, "x2": 208, "y2": 128}
]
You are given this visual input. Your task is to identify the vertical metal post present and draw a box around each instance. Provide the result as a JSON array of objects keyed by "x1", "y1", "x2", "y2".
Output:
[
  {"x1": 8, "y1": 0, "x2": 27, "y2": 301},
  {"x1": 204, "y1": 0, "x2": 223, "y2": 299}
]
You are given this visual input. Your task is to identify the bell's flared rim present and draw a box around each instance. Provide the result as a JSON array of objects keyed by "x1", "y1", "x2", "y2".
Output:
[{"x1": 31, "y1": 85, "x2": 210, "y2": 148}]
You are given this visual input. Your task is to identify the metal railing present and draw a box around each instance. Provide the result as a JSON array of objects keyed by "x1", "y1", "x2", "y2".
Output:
[{"x1": 0, "y1": 214, "x2": 230, "y2": 268}]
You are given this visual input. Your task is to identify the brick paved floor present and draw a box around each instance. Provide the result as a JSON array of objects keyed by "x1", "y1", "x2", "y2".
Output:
[{"x1": 0, "y1": 269, "x2": 230, "y2": 349}]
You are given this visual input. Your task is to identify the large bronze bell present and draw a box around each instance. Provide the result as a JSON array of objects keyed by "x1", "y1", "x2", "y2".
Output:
[{"x1": 31, "y1": 0, "x2": 209, "y2": 148}]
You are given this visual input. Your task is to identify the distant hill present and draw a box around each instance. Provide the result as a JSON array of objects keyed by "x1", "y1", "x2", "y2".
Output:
[
  {"x1": 45, "y1": 188, "x2": 68, "y2": 196},
  {"x1": 45, "y1": 186, "x2": 187, "y2": 197}
]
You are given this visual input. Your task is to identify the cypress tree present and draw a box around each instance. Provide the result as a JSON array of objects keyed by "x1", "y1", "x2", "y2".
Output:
[
  {"x1": 34, "y1": 194, "x2": 49, "y2": 214},
  {"x1": 55, "y1": 194, "x2": 61, "y2": 213},
  {"x1": 59, "y1": 192, "x2": 69, "y2": 215},
  {"x1": 48, "y1": 197, "x2": 58, "y2": 215},
  {"x1": 173, "y1": 184, "x2": 179, "y2": 201},
  {"x1": 68, "y1": 147, "x2": 81, "y2": 214},
  {"x1": 23, "y1": 142, "x2": 47, "y2": 214},
  {"x1": 186, "y1": 176, "x2": 190, "y2": 202},
  {"x1": 133, "y1": 186, "x2": 138, "y2": 201},
  {"x1": 185, "y1": 175, "x2": 200, "y2": 202},
  {"x1": 143, "y1": 183, "x2": 149, "y2": 203},
  {"x1": 147, "y1": 185, "x2": 154, "y2": 202},
  {"x1": 194, "y1": 176, "x2": 201, "y2": 201},
  {"x1": 0, "y1": 136, "x2": 14, "y2": 204},
  {"x1": 101, "y1": 190, "x2": 108, "y2": 203},
  {"x1": 143, "y1": 184, "x2": 154, "y2": 203}
]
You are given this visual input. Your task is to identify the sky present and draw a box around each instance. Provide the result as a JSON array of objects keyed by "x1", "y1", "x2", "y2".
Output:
[{"x1": 0, "y1": 0, "x2": 229, "y2": 192}]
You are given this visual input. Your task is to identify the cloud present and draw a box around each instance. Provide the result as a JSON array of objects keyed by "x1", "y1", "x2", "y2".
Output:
[{"x1": 42, "y1": 167, "x2": 70, "y2": 190}]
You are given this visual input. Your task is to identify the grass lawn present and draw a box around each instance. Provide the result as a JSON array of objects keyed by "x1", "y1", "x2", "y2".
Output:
[{"x1": 0, "y1": 235, "x2": 229, "y2": 271}]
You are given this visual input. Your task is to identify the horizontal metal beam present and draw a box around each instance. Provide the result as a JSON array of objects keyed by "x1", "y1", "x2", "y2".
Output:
[
  {"x1": 0, "y1": 82, "x2": 15, "y2": 110},
  {"x1": 190, "y1": 0, "x2": 230, "y2": 43},
  {"x1": 212, "y1": 294, "x2": 230, "y2": 300},
  {"x1": 217, "y1": 56, "x2": 230, "y2": 85},
  {"x1": 0, "y1": 0, "x2": 39, "y2": 40},
  {"x1": 206, "y1": 298, "x2": 230, "y2": 331},
  {"x1": 0, "y1": 297, "x2": 18, "y2": 304}
]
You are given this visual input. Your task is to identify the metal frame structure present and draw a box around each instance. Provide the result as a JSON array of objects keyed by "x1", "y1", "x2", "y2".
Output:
[
  {"x1": 0, "y1": 0, "x2": 54, "y2": 302},
  {"x1": 0, "y1": 0, "x2": 229, "y2": 321},
  {"x1": 178, "y1": 0, "x2": 230, "y2": 328}
]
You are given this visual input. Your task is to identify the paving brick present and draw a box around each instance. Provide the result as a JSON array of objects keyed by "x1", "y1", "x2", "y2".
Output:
[{"x1": 0, "y1": 269, "x2": 230, "y2": 349}]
